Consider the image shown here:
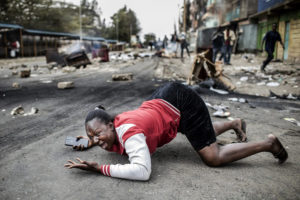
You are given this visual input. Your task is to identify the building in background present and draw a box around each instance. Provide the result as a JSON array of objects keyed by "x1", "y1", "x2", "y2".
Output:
[
  {"x1": 251, "y1": 0, "x2": 300, "y2": 63},
  {"x1": 181, "y1": 0, "x2": 300, "y2": 63}
]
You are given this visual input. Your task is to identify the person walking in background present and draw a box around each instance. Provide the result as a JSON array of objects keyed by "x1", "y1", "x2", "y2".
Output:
[
  {"x1": 180, "y1": 33, "x2": 190, "y2": 61},
  {"x1": 222, "y1": 27, "x2": 236, "y2": 65},
  {"x1": 260, "y1": 23, "x2": 284, "y2": 72},
  {"x1": 163, "y1": 35, "x2": 168, "y2": 49},
  {"x1": 212, "y1": 27, "x2": 224, "y2": 63}
]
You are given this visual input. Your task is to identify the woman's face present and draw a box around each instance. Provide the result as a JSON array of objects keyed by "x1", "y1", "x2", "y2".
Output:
[{"x1": 85, "y1": 118, "x2": 116, "y2": 150}]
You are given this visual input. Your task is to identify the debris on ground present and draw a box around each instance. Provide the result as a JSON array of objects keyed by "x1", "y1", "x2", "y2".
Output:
[
  {"x1": 266, "y1": 82, "x2": 280, "y2": 87},
  {"x1": 112, "y1": 73, "x2": 133, "y2": 81},
  {"x1": 209, "y1": 87, "x2": 229, "y2": 95},
  {"x1": 206, "y1": 102, "x2": 231, "y2": 118},
  {"x1": 62, "y1": 66, "x2": 76, "y2": 73},
  {"x1": 20, "y1": 69, "x2": 31, "y2": 78},
  {"x1": 11, "y1": 106, "x2": 25, "y2": 115},
  {"x1": 12, "y1": 82, "x2": 21, "y2": 89},
  {"x1": 57, "y1": 81, "x2": 74, "y2": 89},
  {"x1": 12, "y1": 70, "x2": 18, "y2": 76},
  {"x1": 240, "y1": 76, "x2": 248, "y2": 82},
  {"x1": 269, "y1": 90, "x2": 299, "y2": 100},
  {"x1": 187, "y1": 50, "x2": 235, "y2": 91},
  {"x1": 284, "y1": 118, "x2": 300, "y2": 126},
  {"x1": 228, "y1": 97, "x2": 248, "y2": 103},
  {"x1": 24, "y1": 107, "x2": 39, "y2": 116}
]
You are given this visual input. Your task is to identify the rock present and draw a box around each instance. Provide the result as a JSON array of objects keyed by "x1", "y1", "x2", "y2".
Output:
[
  {"x1": 11, "y1": 106, "x2": 24, "y2": 115},
  {"x1": 12, "y1": 82, "x2": 21, "y2": 88},
  {"x1": 240, "y1": 76, "x2": 248, "y2": 82},
  {"x1": 112, "y1": 73, "x2": 133, "y2": 81},
  {"x1": 267, "y1": 82, "x2": 280, "y2": 87},
  {"x1": 24, "y1": 107, "x2": 39, "y2": 116},
  {"x1": 20, "y1": 69, "x2": 31, "y2": 78},
  {"x1": 57, "y1": 81, "x2": 74, "y2": 89},
  {"x1": 62, "y1": 66, "x2": 76, "y2": 73},
  {"x1": 12, "y1": 70, "x2": 18, "y2": 76}
]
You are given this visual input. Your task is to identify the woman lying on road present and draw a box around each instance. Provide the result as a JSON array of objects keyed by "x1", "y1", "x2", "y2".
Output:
[{"x1": 64, "y1": 82, "x2": 288, "y2": 181}]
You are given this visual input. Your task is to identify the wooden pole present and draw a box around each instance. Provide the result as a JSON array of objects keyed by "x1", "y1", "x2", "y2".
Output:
[
  {"x1": 19, "y1": 29, "x2": 24, "y2": 57},
  {"x1": 183, "y1": 0, "x2": 186, "y2": 33},
  {"x1": 34, "y1": 36, "x2": 37, "y2": 56},
  {"x1": 4, "y1": 32, "x2": 8, "y2": 58}
]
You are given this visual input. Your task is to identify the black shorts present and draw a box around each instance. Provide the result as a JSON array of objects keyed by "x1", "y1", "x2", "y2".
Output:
[{"x1": 148, "y1": 82, "x2": 216, "y2": 151}]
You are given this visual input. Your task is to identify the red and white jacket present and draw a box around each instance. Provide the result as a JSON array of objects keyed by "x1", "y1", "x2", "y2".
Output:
[{"x1": 100, "y1": 99, "x2": 180, "y2": 181}]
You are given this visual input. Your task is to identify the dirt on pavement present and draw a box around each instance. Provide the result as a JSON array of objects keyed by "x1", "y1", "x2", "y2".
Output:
[{"x1": 0, "y1": 53, "x2": 299, "y2": 200}]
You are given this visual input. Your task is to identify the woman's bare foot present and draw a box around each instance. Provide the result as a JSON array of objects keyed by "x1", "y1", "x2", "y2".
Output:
[
  {"x1": 267, "y1": 134, "x2": 288, "y2": 164},
  {"x1": 232, "y1": 119, "x2": 247, "y2": 142}
]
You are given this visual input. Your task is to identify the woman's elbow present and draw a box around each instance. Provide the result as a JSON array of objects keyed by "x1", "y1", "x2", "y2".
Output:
[{"x1": 138, "y1": 167, "x2": 151, "y2": 181}]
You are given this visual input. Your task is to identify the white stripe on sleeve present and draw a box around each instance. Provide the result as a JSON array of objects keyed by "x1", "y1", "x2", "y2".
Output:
[
  {"x1": 115, "y1": 123, "x2": 135, "y2": 146},
  {"x1": 109, "y1": 134, "x2": 151, "y2": 181}
]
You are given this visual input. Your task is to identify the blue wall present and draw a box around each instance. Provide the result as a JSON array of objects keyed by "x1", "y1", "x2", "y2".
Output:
[{"x1": 258, "y1": 0, "x2": 285, "y2": 12}]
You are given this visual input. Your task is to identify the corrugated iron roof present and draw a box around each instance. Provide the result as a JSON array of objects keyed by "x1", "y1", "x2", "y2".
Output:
[{"x1": 0, "y1": 23, "x2": 23, "y2": 29}]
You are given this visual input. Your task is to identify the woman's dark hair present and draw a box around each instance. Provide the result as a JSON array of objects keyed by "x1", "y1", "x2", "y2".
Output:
[{"x1": 85, "y1": 105, "x2": 112, "y2": 125}]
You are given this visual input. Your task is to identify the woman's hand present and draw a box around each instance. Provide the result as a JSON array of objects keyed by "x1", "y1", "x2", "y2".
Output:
[
  {"x1": 64, "y1": 158, "x2": 100, "y2": 173},
  {"x1": 72, "y1": 136, "x2": 94, "y2": 151}
]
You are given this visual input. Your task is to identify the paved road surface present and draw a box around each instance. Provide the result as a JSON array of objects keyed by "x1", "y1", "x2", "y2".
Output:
[{"x1": 0, "y1": 58, "x2": 299, "y2": 200}]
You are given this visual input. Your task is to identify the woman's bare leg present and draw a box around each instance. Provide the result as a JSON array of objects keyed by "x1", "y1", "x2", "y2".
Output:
[
  {"x1": 213, "y1": 119, "x2": 247, "y2": 141},
  {"x1": 198, "y1": 134, "x2": 288, "y2": 167}
]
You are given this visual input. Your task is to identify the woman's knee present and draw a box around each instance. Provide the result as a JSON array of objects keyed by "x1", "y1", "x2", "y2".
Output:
[
  {"x1": 201, "y1": 155, "x2": 222, "y2": 167},
  {"x1": 198, "y1": 143, "x2": 222, "y2": 167}
]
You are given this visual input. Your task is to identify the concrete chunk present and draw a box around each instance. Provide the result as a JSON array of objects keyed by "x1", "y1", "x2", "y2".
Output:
[
  {"x1": 62, "y1": 66, "x2": 76, "y2": 73},
  {"x1": 11, "y1": 106, "x2": 24, "y2": 115},
  {"x1": 20, "y1": 69, "x2": 31, "y2": 78},
  {"x1": 112, "y1": 73, "x2": 133, "y2": 81},
  {"x1": 12, "y1": 82, "x2": 21, "y2": 88},
  {"x1": 57, "y1": 81, "x2": 74, "y2": 89}
]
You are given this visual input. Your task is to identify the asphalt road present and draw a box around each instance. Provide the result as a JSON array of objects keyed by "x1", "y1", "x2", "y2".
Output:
[{"x1": 0, "y1": 58, "x2": 299, "y2": 200}]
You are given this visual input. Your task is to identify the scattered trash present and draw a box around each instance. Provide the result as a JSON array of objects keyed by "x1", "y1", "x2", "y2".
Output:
[
  {"x1": 284, "y1": 118, "x2": 300, "y2": 126},
  {"x1": 269, "y1": 90, "x2": 299, "y2": 100},
  {"x1": 239, "y1": 98, "x2": 247, "y2": 103},
  {"x1": 12, "y1": 82, "x2": 21, "y2": 89},
  {"x1": 267, "y1": 82, "x2": 280, "y2": 87},
  {"x1": 240, "y1": 76, "x2": 248, "y2": 82},
  {"x1": 206, "y1": 102, "x2": 230, "y2": 118},
  {"x1": 62, "y1": 66, "x2": 76, "y2": 73},
  {"x1": 213, "y1": 110, "x2": 231, "y2": 118},
  {"x1": 256, "y1": 81, "x2": 266, "y2": 86},
  {"x1": 24, "y1": 107, "x2": 39, "y2": 116},
  {"x1": 41, "y1": 80, "x2": 52, "y2": 84},
  {"x1": 112, "y1": 73, "x2": 133, "y2": 81},
  {"x1": 20, "y1": 69, "x2": 31, "y2": 78},
  {"x1": 287, "y1": 93, "x2": 297, "y2": 100},
  {"x1": 248, "y1": 102, "x2": 256, "y2": 108},
  {"x1": 12, "y1": 70, "x2": 18, "y2": 76},
  {"x1": 228, "y1": 98, "x2": 238, "y2": 102},
  {"x1": 2, "y1": 109, "x2": 6, "y2": 112},
  {"x1": 209, "y1": 87, "x2": 229, "y2": 95},
  {"x1": 57, "y1": 81, "x2": 74, "y2": 89},
  {"x1": 11, "y1": 106, "x2": 25, "y2": 115}
]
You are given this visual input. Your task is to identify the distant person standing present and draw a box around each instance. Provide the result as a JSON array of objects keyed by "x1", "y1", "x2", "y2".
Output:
[
  {"x1": 260, "y1": 23, "x2": 284, "y2": 72},
  {"x1": 212, "y1": 27, "x2": 224, "y2": 63},
  {"x1": 10, "y1": 40, "x2": 20, "y2": 58},
  {"x1": 223, "y1": 27, "x2": 236, "y2": 65},
  {"x1": 163, "y1": 35, "x2": 168, "y2": 49},
  {"x1": 180, "y1": 33, "x2": 190, "y2": 61}
]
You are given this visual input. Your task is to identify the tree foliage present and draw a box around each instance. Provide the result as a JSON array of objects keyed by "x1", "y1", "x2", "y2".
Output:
[
  {"x1": 143, "y1": 33, "x2": 156, "y2": 45},
  {"x1": 0, "y1": 0, "x2": 102, "y2": 35},
  {"x1": 0, "y1": 1, "x2": 141, "y2": 41},
  {"x1": 108, "y1": 6, "x2": 141, "y2": 42}
]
